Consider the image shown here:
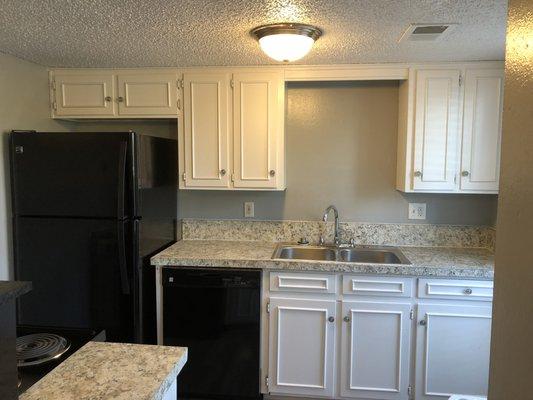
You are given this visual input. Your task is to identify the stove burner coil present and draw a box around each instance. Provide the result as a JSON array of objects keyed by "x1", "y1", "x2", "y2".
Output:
[{"x1": 16, "y1": 333, "x2": 71, "y2": 367}]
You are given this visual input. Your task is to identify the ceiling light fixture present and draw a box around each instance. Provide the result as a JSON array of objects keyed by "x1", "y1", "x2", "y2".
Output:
[{"x1": 251, "y1": 23, "x2": 322, "y2": 62}]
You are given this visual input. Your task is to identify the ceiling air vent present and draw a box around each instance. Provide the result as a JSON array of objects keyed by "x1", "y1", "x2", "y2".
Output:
[{"x1": 399, "y1": 23, "x2": 458, "y2": 42}]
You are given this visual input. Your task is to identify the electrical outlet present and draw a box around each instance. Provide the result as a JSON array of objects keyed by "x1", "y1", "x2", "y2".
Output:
[
  {"x1": 408, "y1": 203, "x2": 427, "y2": 220},
  {"x1": 244, "y1": 202, "x2": 255, "y2": 218}
]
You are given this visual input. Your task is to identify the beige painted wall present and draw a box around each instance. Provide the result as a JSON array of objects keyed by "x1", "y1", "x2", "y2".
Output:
[
  {"x1": 488, "y1": 0, "x2": 533, "y2": 397},
  {"x1": 180, "y1": 81, "x2": 498, "y2": 225},
  {"x1": 0, "y1": 52, "x2": 72, "y2": 280}
]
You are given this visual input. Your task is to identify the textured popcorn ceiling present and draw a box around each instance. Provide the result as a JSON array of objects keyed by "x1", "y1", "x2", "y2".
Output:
[{"x1": 0, "y1": 0, "x2": 507, "y2": 68}]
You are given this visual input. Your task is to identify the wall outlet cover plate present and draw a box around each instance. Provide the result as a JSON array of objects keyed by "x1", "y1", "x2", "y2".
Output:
[{"x1": 408, "y1": 203, "x2": 427, "y2": 220}]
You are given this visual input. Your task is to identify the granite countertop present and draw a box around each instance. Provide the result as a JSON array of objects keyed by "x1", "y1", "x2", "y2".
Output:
[
  {"x1": 20, "y1": 342, "x2": 187, "y2": 400},
  {"x1": 151, "y1": 240, "x2": 494, "y2": 279},
  {"x1": 0, "y1": 280, "x2": 32, "y2": 306}
]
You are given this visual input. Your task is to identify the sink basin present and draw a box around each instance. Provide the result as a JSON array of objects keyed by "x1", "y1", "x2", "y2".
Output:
[
  {"x1": 273, "y1": 244, "x2": 410, "y2": 265},
  {"x1": 277, "y1": 246, "x2": 337, "y2": 261}
]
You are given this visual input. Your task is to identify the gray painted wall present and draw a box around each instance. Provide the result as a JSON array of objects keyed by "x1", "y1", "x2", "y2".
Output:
[
  {"x1": 0, "y1": 52, "x2": 72, "y2": 279},
  {"x1": 180, "y1": 81, "x2": 498, "y2": 225},
  {"x1": 489, "y1": 0, "x2": 533, "y2": 397}
]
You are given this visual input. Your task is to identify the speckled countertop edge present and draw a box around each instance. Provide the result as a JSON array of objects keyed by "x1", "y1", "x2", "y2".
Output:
[
  {"x1": 20, "y1": 342, "x2": 188, "y2": 400},
  {"x1": 0, "y1": 280, "x2": 32, "y2": 306},
  {"x1": 151, "y1": 240, "x2": 494, "y2": 279}
]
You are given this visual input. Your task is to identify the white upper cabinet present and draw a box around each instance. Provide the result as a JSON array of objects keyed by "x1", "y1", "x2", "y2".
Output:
[
  {"x1": 182, "y1": 73, "x2": 231, "y2": 188},
  {"x1": 460, "y1": 68, "x2": 504, "y2": 192},
  {"x1": 50, "y1": 69, "x2": 179, "y2": 118},
  {"x1": 232, "y1": 72, "x2": 284, "y2": 189},
  {"x1": 412, "y1": 69, "x2": 461, "y2": 192},
  {"x1": 178, "y1": 69, "x2": 285, "y2": 191},
  {"x1": 53, "y1": 73, "x2": 115, "y2": 117},
  {"x1": 397, "y1": 63, "x2": 504, "y2": 194},
  {"x1": 117, "y1": 73, "x2": 179, "y2": 116}
]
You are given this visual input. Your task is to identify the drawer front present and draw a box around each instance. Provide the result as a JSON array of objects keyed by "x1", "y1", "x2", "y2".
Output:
[
  {"x1": 269, "y1": 272, "x2": 337, "y2": 294},
  {"x1": 342, "y1": 275, "x2": 413, "y2": 297},
  {"x1": 418, "y1": 278, "x2": 493, "y2": 301}
]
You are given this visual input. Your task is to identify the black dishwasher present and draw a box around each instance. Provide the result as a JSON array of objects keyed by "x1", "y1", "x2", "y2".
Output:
[{"x1": 162, "y1": 268, "x2": 262, "y2": 400}]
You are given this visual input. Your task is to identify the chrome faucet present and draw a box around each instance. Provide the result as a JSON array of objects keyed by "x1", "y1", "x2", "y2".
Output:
[{"x1": 322, "y1": 205, "x2": 340, "y2": 246}]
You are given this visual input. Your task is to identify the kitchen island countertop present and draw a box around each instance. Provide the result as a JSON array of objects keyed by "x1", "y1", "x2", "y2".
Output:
[
  {"x1": 20, "y1": 341, "x2": 187, "y2": 400},
  {"x1": 151, "y1": 240, "x2": 494, "y2": 279},
  {"x1": 0, "y1": 280, "x2": 32, "y2": 306}
]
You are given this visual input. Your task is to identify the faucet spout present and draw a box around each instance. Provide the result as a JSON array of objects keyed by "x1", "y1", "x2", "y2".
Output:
[{"x1": 322, "y1": 205, "x2": 340, "y2": 245}]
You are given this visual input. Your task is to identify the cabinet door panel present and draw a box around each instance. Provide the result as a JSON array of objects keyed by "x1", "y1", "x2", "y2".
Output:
[
  {"x1": 54, "y1": 74, "x2": 115, "y2": 116},
  {"x1": 233, "y1": 72, "x2": 283, "y2": 189},
  {"x1": 268, "y1": 298, "x2": 335, "y2": 397},
  {"x1": 118, "y1": 73, "x2": 178, "y2": 116},
  {"x1": 183, "y1": 73, "x2": 230, "y2": 188},
  {"x1": 341, "y1": 301, "x2": 411, "y2": 400},
  {"x1": 413, "y1": 69, "x2": 461, "y2": 191},
  {"x1": 460, "y1": 69, "x2": 503, "y2": 192},
  {"x1": 415, "y1": 304, "x2": 492, "y2": 400}
]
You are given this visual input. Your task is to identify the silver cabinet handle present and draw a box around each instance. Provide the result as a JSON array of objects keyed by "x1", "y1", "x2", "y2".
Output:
[
  {"x1": 343, "y1": 316, "x2": 350, "y2": 323},
  {"x1": 461, "y1": 171, "x2": 470, "y2": 177},
  {"x1": 328, "y1": 316, "x2": 335, "y2": 323},
  {"x1": 117, "y1": 96, "x2": 124, "y2": 102},
  {"x1": 220, "y1": 169, "x2": 226, "y2": 176},
  {"x1": 104, "y1": 96, "x2": 112, "y2": 102},
  {"x1": 269, "y1": 170, "x2": 276, "y2": 177},
  {"x1": 414, "y1": 170, "x2": 422, "y2": 178},
  {"x1": 420, "y1": 320, "x2": 427, "y2": 326},
  {"x1": 464, "y1": 288, "x2": 473, "y2": 295}
]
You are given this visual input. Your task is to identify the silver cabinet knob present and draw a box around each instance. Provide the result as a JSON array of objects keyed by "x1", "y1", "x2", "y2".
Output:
[
  {"x1": 420, "y1": 320, "x2": 427, "y2": 326},
  {"x1": 117, "y1": 96, "x2": 124, "y2": 102},
  {"x1": 343, "y1": 316, "x2": 350, "y2": 323},
  {"x1": 220, "y1": 169, "x2": 226, "y2": 176},
  {"x1": 464, "y1": 288, "x2": 473, "y2": 295},
  {"x1": 328, "y1": 316, "x2": 335, "y2": 323},
  {"x1": 104, "y1": 96, "x2": 112, "y2": 102},
  {"x1": 414, "y1": 170, "x2": 423, "y2": 178},
  {"x1": 461, "y1": 171, "x2": 470, "y2": 177},
  {"x1": 269, "y1": 170, "x2": 276, "y2": 177}
]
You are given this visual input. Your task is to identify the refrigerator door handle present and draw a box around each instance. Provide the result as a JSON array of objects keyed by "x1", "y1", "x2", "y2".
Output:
[
  {"x1": 117, "y1": 141, "x2": 127, "y2": 218},
  {"x1": 117, "y1": 222, "x2": 130, "y2": 295}
]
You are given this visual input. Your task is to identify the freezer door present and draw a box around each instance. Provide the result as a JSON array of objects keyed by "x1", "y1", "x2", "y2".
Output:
[
  {"x1": 14, "y1": 217, "x2": 134, "y2": 342},
  {"x1": 10, "y1": 131, "x2": 133, "y2": 218}
]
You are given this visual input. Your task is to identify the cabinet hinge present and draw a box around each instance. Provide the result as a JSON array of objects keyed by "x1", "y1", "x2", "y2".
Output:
[
  {"x1": 409, "y1": 309, "x2": 414, "y2": 320},
  {"x1": 230, "y1": 79, "x2": 234, "y2": 89},
  {"x1": 231, "y1": 173, "x2": 235, "y2": 183},
  {"x1": 182, "y1": 172, "x2": 186, "y2": 181},
  {"x1": 50, "y1": 79, "x2": 56, "y2": 91},
  {"x1": 459, "y1": 74, "x2": 463, "y2": 87},
  {"x1": 265, "y1": 376, "x2": 270, "y2": 388},
  {"x1": 177, "y1": 79, "x2": 184, "y2": 89},
  {"x1": 408, "y1": 385, "x2": 413, "y2": 398},
  {"x1": 177, "y1": 98, "x2": 181, "y2": 110},
  {"x1": 52, "y1": 101, "x2": 57, "y2": 111},
  {"x1": 266, "y1": 302, "x2": 270, "y2": 313}
]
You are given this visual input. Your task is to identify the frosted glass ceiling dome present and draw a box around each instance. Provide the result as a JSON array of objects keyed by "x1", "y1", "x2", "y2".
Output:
[{"x1": 251, "y1": 23, "x2": 322, "y2": 62}]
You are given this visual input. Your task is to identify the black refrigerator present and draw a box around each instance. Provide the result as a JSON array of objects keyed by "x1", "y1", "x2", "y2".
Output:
[{"x1": 10, "y1": 131, "x2": 177, "y2": 344}]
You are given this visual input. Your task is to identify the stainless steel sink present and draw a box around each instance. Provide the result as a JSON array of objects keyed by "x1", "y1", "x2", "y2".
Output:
[{"x1": 272, "y1": 244, "x2": 410, "y2": 265}]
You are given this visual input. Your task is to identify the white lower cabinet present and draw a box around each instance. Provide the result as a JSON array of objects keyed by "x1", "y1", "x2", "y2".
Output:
[
  {"x1": 340, "y1": 301, "x2": 412, "y2": 400},
  {"x1": 268, "y1": 298, "x2": 336, "y2": 398},
  {"x1": 264, "y1": 274, "x2": 492, "y2": 400},
  {"x1": 415, "y1": 303, "x2": 492, "y2": 400}
]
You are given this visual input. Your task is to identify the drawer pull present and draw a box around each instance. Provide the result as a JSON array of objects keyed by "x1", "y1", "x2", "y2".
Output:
[
  {"x1": 343, "y1": 316, "x2": 350, "y2": 323},
  {"x1": 328, "y1": 316, "x2": 335, "y2": 323},
  {"x1": 420, "y1": 320, "x2": 427, "y2": 326},
  {"x1": 464, "y1": 288, "x2": 473, "y2": 295}
]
